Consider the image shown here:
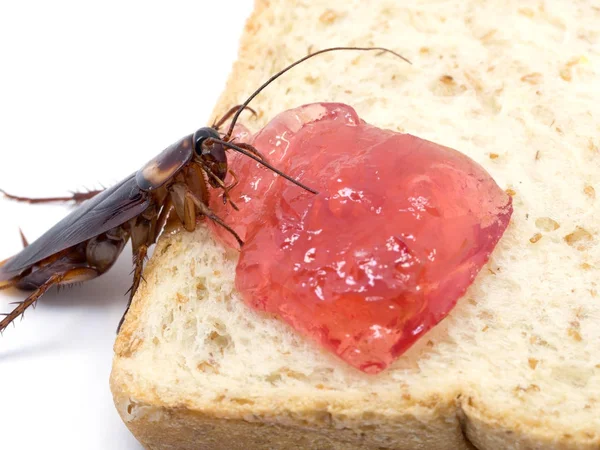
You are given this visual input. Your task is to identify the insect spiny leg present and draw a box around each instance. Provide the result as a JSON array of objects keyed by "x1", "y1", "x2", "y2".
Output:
[
  {"x1": 0, "y1": 188, "x2": 103, "y2": 205},
  {"x1": 118, "y1": 244, "x2": 149, "y2": 333},
  {"x1": 0, "y1": 274, "x2": 63, "y2": 334},
  {"x1": 185, "y1": 190, "x2": 244, "y2": 248}
]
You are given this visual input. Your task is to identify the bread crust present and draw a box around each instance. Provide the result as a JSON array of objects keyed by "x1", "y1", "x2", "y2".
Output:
[
  {"x1": 111, "y1": 378, "x2": 471, "y2": 450},
  {"x1": 111, "y1": 0, "x2": 600, "y2": 448}
]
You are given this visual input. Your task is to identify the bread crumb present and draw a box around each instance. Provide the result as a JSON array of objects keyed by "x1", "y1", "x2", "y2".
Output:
[
  {"x1": 419, "y1": 47, "x2": 430, "y2": 54},
  {"x1": 464, "y1": 72, "x2": 484, "y2": 93},
  {"x1": 266, "y1": 372, "x2": 282, "y2": 384},
  {"x1": 575, "y1": 307, "x2": 587, "y2": 321},
  {"x1": 304, "y1": 75, "x2": 318, "y2": 85},
  {"x1": 528, "y1": 358, "x2": 539, "y2": 370},
  {"x1": 433, "y1": 75, "x2": 466, "y2": 96},
  {"x1": 560, "y1": 57, "x2": 583, "y2": 81},
  {"x1": 197, "y1": 361, "x2": 219, "y2": 374},
  {"x1": 521, "y1": 72, "x2": 543, "y2": 84},
  {"x1": 535, "y1": 217, "x2": 560, "y2": 232},
  {"x1": 518, "y1": 8, "x2": 535, "y2": 18},
  {"x1": 568, "y1": 328, "x2": 583, "y2": 342},
  {"x1": 319, "y1": 9, "x2": 339, "y2": 24},
  {"x1": 480, "y1": 29, "x2": 496, "y2": 42},
  {"x1": 515, "y1": 384, "x2": 541, "y2": 394},
  {"x1": 478, "y1": 310, "x2": 494, "y2": 320},
  {"x1": 176, "y1": 292, "x2": 189, "y2": 304},
  {"x1": 564, "y1": 227, "x2": 594, "y2": 250},
  {"x1": 489, "y1": 153, "x2": 499, "y2": 159},
  {"x1": 506, "y1": 188, "x2": 517, "y2": 196},
  {"x1": 440, "y1": 75, "x2": 455, "y2": 85},
  {"x1": 529, "y1": 233, "x2": 543, "y2": 243},
  {"x1": 282, "y1": 368, "x2": 309, "y2": 381},
  {"x1": 584, "y1": 184, "x2": 596, "y2": 199},
  {"x1": 196, "y1": 282, "x2": 207, "y2": 295},
  {"x1": 530, "y1": 335, "x2": 550, "y2": 347}
]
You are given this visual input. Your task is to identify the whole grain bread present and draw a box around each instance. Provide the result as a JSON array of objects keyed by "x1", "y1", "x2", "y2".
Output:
[{"x1": 110, "y1": 1, "x2": 600, "y2": 449}]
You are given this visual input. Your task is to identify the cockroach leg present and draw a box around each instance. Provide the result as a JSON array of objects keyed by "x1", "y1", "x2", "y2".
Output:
[
  {"x1": 0, "y1": 268, "x2": 98, "y2": 333},
  {"x1": 231, "y1": 142, "x2": 267, "y2": 161},
  {"x1": 117, "y1": 243, "x2": 148, "y2": 332},
  {"x1": 19, "y1": 228, "x2": 29, "y2": 248},
  {"x1": 131, "y1": 245, "x2": 148, "y2": 297},
  {"x1": 153, "y1": 200, "x2": 173, "y2": 242},
  {"x1": 226, "y1": 170, "x2": 240, "y2": 191},
  {"x1": 70, "y1": 190, "x2": 105, "y2": 203},
  {"x1": 0, "y1": 188, "x2": 104, "y2": 205},
  {"x1": 197, "y1": 161, "x2": 227, "y2": 190},
  {"x1": 223, "y1": 170, "x2": 241, "y2": 209},
  {"x1": 118, "y1": 207, "x2": 160, "y2": 331},
  {"x1": 184, "y1": 190, "x2": 244, "y2": 247},
  {"x1": 212, "y1": 104, "x2": 258, "y2": 130},
  {"x1": 195, "y1": 161, "x2": 239, "y2": 210}
]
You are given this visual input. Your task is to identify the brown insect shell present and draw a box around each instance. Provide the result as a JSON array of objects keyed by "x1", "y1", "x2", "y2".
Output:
[{"x1": 136, "y1": 134, "x2": 195, "y2": 191}]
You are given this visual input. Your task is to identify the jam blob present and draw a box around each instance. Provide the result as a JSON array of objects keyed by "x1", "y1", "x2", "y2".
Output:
[{"x1": 210, "y1": 103, "x2": 512, "y2": 374}]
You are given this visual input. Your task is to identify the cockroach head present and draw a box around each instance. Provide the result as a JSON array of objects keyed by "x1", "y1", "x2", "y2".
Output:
[{"x1": 193, "y1": 127, "x2": 228, "y2": 186}]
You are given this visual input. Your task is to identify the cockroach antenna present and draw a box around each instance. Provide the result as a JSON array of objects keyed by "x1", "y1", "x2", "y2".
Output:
[
  {"x1": 223, "y1": 46, "x2": 411, "y2": 140},
  {"x1": 209, "y1": 138, "x2": 319, "y2": 194}
]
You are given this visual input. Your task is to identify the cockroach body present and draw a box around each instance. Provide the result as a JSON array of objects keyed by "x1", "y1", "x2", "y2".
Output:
[
  {"x1": 0, "y1": 46, "x2": 409, "y2": 334},
  {"x1": 0, "y1": 122, "x2": 274, "y2": 332}
]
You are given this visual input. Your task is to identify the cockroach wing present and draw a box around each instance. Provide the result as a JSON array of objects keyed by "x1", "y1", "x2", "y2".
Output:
[
  {"x1": 0, "y1": 174, "x2": 150, "y2": 280},
  {"x1": 136, "y1": 134, "x2": 194, "y2": 191}
]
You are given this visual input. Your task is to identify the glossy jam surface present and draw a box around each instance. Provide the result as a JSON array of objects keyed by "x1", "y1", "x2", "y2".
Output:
[{"x1": 211, "y1": 103, "x2": 512, "y2": 374}]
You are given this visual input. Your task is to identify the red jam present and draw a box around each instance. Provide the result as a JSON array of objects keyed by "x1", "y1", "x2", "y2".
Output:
[{"x1": 211, "y1": 103, "x2": 512, "y2": 374}]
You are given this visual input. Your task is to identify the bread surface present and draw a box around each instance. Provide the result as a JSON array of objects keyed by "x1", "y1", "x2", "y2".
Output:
[{"x1": 111, "y1": 1, "x2": 600, "y2": 449}]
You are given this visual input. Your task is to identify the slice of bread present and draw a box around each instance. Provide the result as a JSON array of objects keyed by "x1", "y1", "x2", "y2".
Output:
[{"x1": 110, "y1": 1, "x2": 600, "y2": 449}]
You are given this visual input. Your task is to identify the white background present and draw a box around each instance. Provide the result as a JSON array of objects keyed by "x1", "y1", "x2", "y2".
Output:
[{"x1": 0, "y1": 1, "x2": 253, "y2": 448}]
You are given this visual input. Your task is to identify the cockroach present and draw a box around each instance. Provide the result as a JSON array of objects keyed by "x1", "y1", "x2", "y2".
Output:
[{"x1": 0, "y1": 46, "x2": 409, "y2": 333}]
